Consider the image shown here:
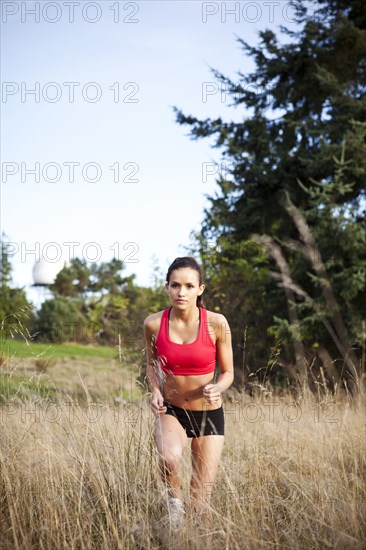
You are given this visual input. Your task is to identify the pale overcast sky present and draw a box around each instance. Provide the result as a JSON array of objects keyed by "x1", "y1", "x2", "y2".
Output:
[{"x1": 1, "y1": 0, "x2": 300, "y2": 304}]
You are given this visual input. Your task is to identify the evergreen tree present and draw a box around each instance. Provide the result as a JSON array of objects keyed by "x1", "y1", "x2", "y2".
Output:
[
  {"x1": 51, "y1": 258, "x2": 91, "y2": 297},
  {"x1": 0, "y1": 235, "x2": 34, "y2": 341},
  {"x1": 174, "y1": 0, "x2": 366, "y2": 388}
]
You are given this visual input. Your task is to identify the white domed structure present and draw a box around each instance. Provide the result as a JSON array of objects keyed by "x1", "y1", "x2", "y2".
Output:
[{"x1": 32, "y1": 257, "x2": 68, "y2": 286}]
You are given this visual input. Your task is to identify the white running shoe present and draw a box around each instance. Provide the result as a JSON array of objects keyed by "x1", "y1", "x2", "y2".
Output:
[{"x1": 167, "y1": 496, "x2": 186, "y2": 531}]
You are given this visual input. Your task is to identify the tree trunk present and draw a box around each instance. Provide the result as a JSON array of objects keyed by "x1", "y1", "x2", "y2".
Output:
[
  {"x1": 281, "y1": 192, "x2": 360, "y2": 386},
  {"x1": 316, "y1": 345, "x2": 340, "y2": 384},
  {"x1": 253, "y1": 234, "x2": 308, "y2": 383}
]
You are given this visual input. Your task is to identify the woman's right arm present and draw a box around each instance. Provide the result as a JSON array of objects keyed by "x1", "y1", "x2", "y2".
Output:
[{"x1": 144, "y1": 316, "x2": 167, "y2": 416}]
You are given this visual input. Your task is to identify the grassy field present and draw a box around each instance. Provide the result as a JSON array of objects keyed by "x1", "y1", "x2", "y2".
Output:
[
  {"x1": 1, "y1": 338, "x2": 121, "y2": 360},
  {"x1": 0, "y1": 340, "x2": 365, "y2": 549},
  {"x1": 0, "y1": 338, "x2": 142, "y2": 404}
]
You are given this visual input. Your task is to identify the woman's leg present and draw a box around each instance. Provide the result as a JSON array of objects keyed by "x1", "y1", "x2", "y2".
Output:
[
  {"x1": 155, "y1": 414, "x2": 187, "y2": 499},
  {"x1": 190, "y1": 435, "x2": 225, "y2": 520}
]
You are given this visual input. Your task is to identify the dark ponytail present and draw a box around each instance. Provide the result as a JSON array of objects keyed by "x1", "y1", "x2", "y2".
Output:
[{"x1": 166, "y1": 256, "x2": 205, "y2": 308}]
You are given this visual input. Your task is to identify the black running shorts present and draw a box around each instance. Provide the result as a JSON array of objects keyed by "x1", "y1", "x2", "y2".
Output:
[{"x1": 163, "y1": 401, "x2": 225, "y2": 438}]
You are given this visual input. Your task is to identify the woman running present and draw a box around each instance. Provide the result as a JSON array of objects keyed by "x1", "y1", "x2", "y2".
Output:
[{"x1": 144, "y1": 256, "x2": 234, "y2": 529}]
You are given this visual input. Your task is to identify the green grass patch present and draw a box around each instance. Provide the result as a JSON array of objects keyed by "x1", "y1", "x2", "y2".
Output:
[
  {"x1": 0, "y1": 339, "x2": 119, "y2": 360},
  {"x1": 113, "y1": 388, "x2": 142, "y2": 401},
  {"x1": 0, "y1": 373, "x2": 57, "y2": 404}
]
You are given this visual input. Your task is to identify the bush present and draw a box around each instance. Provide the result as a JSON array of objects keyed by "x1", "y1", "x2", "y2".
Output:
[{"x1": 32, "y1": 297, "x2": 87, "y2": 344}]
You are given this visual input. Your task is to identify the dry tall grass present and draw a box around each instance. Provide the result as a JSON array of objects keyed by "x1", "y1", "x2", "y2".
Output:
[{"x1": 1, "y1": 384, "x2": 365, "y2": 549}]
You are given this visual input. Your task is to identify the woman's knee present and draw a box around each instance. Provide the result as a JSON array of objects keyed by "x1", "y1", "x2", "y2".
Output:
[{"x1": 158, "y1": 447, "x2": 183, "y2": 473}]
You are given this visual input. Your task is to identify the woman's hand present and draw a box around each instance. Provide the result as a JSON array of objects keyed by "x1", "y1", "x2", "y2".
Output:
[
  {"x1": 203, "y1": 383, "x2": 222, "y2": 406},
  {"x1": 150, "y1": 392, "x2": 167, "y2": 417}
]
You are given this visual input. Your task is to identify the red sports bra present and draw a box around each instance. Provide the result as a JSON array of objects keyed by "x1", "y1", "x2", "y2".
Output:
[{"x1": 155, "y1": 307, "x2": 217, "y2": 376}]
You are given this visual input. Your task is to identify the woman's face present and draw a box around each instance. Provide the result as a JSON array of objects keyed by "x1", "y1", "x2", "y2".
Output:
[{"x1": 166, "y1": 268, "x2": 205, "y2": 309}]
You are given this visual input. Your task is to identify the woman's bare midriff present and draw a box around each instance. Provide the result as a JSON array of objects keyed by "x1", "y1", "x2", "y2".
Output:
[{"x1": 162, "y1": 372, "x2": 222, "y2": 410}]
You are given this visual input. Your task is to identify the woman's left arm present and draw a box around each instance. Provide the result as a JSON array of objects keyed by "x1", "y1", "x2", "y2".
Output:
[{"x1": 203, "y1": 313, "x2": 234, "y2": 404}]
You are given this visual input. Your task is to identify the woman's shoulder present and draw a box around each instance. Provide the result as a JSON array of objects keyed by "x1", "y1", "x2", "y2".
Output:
[
  {"x1": 204, "y1": 309, "x2": 231, "y2": 340},
  {"x1": 205, "y1": 309, "x2": 229, "y2": 325},
  {"x1": 144, "y1": 309, "x2": 167, "y2": 331}
]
